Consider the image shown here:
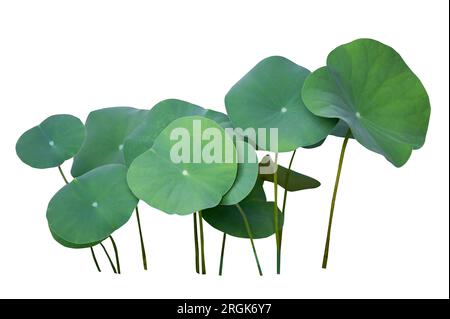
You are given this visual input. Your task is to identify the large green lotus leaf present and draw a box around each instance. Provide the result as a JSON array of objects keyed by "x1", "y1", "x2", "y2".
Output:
[
  {"x1": 220, "y1": 141, "x2": 258, "y2": 205},
  {"x1": 71, "y1": 107, "x2": 148, "y2": 177},
  {"x1": 225, "y1": 56, "x2": 337, "y2": 152},
  {"x1": 127, "y1": 116, "x2": 238, "y2": 215},
  {"x1": 258, "y1": 155, "x2": 320, "y2": 191},
  {"x1": 123, "y1": 99, "x2": 233, "y2": 166},
  {"x1": 203, "y1": 200, "x2": 283, "y2": 239},
  {"x1": 302, "y1": 39, "x2": 431, "y2": 167},
  {"x1": 16, "y1": 114, "x2": 85, "y2": 169},
  {"x1": 50, "y1": 227, "x2": 102, "y2": 249},
  {"x1": 47, "y1": 164, "x2": 138, "y2": 245}
]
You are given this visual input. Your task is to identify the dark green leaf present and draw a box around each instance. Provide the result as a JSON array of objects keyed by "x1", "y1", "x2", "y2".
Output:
[
  {"x1": 203, "y1": 200, "x2": 283, "y2": 239},
  {"x1": 259, "y1": 155, "x2": 320, "y2": 191}
]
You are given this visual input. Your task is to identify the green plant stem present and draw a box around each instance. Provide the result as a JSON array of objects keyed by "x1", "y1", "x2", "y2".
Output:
[
  {"x1": 322, "y1": 130, "x2": 351, "y2": 269},
  {"x1": 279, "y1": 150, "x2": 296, "y2": 247},
  {"x1": 100, "y1": 242, "x2": 117, "y2": 273},
  {"x1": 219, "y1": 233, "x2": 226, "y2": 276},
  {"x1": 58, "y1": 165, "x2": 69, "y2": 184},
  {"x1": 90, "y1": 247, "x2": 101, "y2": 272},
  {"x1": 193, "y1": 213, "x2": 200, "y2": 274},
  {"x1": 58, "y1": 165, "x2": 101, "y2": 272},
  {"x1": 135, "y1": 206, "x2": 147, "y2": 270},
  {"x1": 273, "y1": 153, "x2": 281, "y2": 274},
  {"x1": 198, "y1": 211, "x2": 206, "y2": 275},
  {"x1": 236, "y1": 204, "x2": 263, "y2": 276},
  {"x1": 110, "y1": 236, "x2": 120, "y2": 274}
]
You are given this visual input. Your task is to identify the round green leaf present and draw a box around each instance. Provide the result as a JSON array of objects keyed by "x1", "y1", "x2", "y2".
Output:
[
  {"x1": 225, "y1": 56, "x2": 337, "y2": 152},
  {"x1": 123, "y1": 99, "x2": 232, "y2": 166},
  {"x1": 203, "y1": 200, "x2": 283, "y2": 239},
  {"x1": 302, "y1": 38, "x2": 431, "y2": 167},
  {"x1": 47, "y1": 164, "x2": 138, "y2": 245},
  {"x1": 71, "y1": 107, "x2": 148, "y2": 177},
  {"x1": 259, "y1": 155, "x2": 320, "y2": 191},
  {"x1": 16, "y1": 114, "x2": 85, "y2": 169},
  {"x1": 220, "y1": 141, "x2": 258, "y2": 205},
  {"x1": 127, "y1": 116, "x2": 238, "y2": 215}
]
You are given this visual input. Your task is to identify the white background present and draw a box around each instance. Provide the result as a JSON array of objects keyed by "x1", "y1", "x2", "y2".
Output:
[{"x1": 0, "y1": 0, "x2": 448, "y2": 299}]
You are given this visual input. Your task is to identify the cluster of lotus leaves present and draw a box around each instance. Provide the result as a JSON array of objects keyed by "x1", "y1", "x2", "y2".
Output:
[
  {"x1": 17, "y1": 100, "x2": 294, "y2": 246},
  {"x1": 16, "y1": 38, "x2": 431, "y2": 247}
]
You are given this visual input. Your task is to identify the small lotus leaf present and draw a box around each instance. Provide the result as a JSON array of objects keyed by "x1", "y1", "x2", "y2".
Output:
[
  {"x1": 259, "y1": 155, "x2": 320, "y2": 191},
  {"x1": 127, "y1": 116, "x2": 238, "y2": 215},
  {"x1": 47, "y1": 164, "x2": 138, "y2": 245},
  {"x1": 302, "y1": 38, "x2": 431, "y2": 167},
  {"x1": 71, "y1": 107, "x2": 148, "y2": 177},
  {"x1": 16, "y1": 114, "x2": 85, "y2": 169},
  {"x1": 225, "y1": 56, "x2": 337, "y2": 152}
]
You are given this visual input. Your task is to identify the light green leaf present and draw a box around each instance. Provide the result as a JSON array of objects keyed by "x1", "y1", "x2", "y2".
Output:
[{"x1": 127, "y1": 116, "x2": 238, "y2": 215}]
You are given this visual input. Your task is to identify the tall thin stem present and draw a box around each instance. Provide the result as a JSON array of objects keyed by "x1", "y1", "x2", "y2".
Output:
[
  {"x1": 236, "y1": 204, "x2": 263, "y2": 276},
  {"x1": 58, "y1": 165, "x2": 100, "y2": 272},
  {"x1": 135, "y1": 206, "x2": 147, "y2": 270},
  {"x1": 100, "y1": 242, "x2": 117, "y2": 273},
  {"x1": 273, "y1": 153, "x2": 281, "y2": 274},
  {"x1": 58, "y1": 166, "x2": 69, "y2": 184},
  {"x1": 219, "y1": 233, "x2": 226, "y2": 276},
  {"x1": 193, "y1": 213, "x2": 200, "y2": 274},
  {"x1": 90, "y1": 247, "x2": 101, "y2": 272},
  {"x1": 322, "y1": 130, "x2": 351, "y2": 269},
  {"x1": 279, "y1": 150, "x2": 296, "y2": 246},
  {"x1": 198, "y1": 211, "x2": 206, "y2": 275},
  {"x1": 109, "y1": 236, "x2": 120, "y2": 274}
]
